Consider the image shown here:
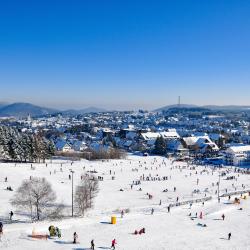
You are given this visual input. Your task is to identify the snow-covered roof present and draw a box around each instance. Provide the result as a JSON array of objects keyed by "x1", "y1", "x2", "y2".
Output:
[
  {"x1": 183, "y1": 136, "x2": 219, "y2": 150},
  {"x1": 228, "y1": 145, "x2": 250, "y2": 154},
  {"x1": 183, "y1": 136, "x2": 199, "y2": 146},
  {"x1": 55, "y1": 140, "x2": 71, "y2": 150},
  {"x1": 141, "y1": 131, "x2": 180, "y2": 140}
]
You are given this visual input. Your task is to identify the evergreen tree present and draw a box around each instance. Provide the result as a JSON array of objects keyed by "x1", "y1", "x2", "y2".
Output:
[
  {"x1": 154, "y1": 136, "x2": 167, "y2": 155},
  {"x1": 47, "y1": 140, "x2": 56, "y2": 158},
  {"x1": 0, "y1": 125, "x2": 55, "y2": 162}
]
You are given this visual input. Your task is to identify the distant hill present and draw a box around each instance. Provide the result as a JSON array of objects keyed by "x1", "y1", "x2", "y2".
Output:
[
  {"x1": 0, "y1": 103, "x2": 58, "y2": 118},
  {"x1": 203, "y1": 105, "x2": 250, "y2": 111},
  {"x1": 0, "y1": 102, "x2": 8, "y2": 109},
  {"x1": 154, "y1": 104, "x2": 198, "y2": 112},
  {"x1": 0, "y1": 103, "x2": 107, "y2": 118},
  {"x1": 155, "y1": 104, "x2": 250, "y2": 112},
  {"x1": 61, "y1": 107, "x2": 107, "y2": 116}
]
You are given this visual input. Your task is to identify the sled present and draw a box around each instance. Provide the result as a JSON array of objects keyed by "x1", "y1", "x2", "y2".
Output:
[{"x1": 30, "y1": 233, "x2": 48, "y2": 240}]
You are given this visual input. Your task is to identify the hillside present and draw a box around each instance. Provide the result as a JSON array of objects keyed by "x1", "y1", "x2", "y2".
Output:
[{"x1": 0, "y1": 103, "x2": 58, "y2": 118}]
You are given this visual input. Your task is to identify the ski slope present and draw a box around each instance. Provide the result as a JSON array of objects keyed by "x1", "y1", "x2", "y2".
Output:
[{"x1": 0, "y1": 155, "x2": 250, "y2": 250}]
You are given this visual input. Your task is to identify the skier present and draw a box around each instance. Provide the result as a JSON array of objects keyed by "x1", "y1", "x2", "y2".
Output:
[
  {"x1": 228, "y1": 232, "x2": 231, "y2": 240},
  {"x1": 222, "y1": 214, "x2": 225, "y2": 221},
  {"x1": 111, "y1": 239, "x2": 116, "y2": 249},
  {"x1": 151, "y1": 208, "x2": 154, "y2": 215},
  {"x1": 167, "y1": 205, "x2": 170, "y2": 213},
  {"x1": 9, "y1": 211, "x2": 13, "y2": 221},
  {"x1": 121, "y1": 210, "x2": 124, "y2": 218},
  {"x1": 73, "y1": 232, "x2": 78, "y2": 244},
  {"x1": 159, "y1": 200, "x2": 162, "y2": 206},
  {"x1": 91, "y1": 239, "x2": 95, "y2": 250}
]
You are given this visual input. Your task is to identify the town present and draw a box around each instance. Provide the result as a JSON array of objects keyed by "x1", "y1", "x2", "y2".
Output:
[{"x1": 1, "y1": 106, "x2": 250, "y2": 167}]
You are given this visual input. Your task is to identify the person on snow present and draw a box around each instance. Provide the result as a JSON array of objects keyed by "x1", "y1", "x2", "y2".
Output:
[
  {"x1": 9, "y1": 211, "x2": 13, "y2": 221},
  {"x1": 228, "y1": 232, "x2": 231, "y2": 240},
  {"x1": 167, "y1": 205, "x2": 170, "y2": 213},
  {"x1": 73, "y1": 232, "x2": 78, "y2": 244},
  {"x1": 121, "y1": 210, "x2": 124, "y2": 218},
  {"x1": 91, "y1": 239, "x2": 95, "y2": 250},
  {"x1": 0, "y1": 221, "x2": 3, "y2": 239},
  {"x1": 111, "y1": 239, "x2": 117, "y2": 249},
  {"x1": 222, "y1": 214, "x2": 225, "y2": 221},
  {"x1": 151, "y1": 208, "x2": 154, "y2": 215},
  {"x1": 56, "y1": 227, "x2": 61, "y2": 238},
  {"x1": 199, "y1": 212, "x2": 203, "y2": 219}
]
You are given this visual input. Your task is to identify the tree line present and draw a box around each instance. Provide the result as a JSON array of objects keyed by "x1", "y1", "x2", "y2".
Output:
[{"x1": 0, "y1": 125, "x2": 55, "y2": 162}]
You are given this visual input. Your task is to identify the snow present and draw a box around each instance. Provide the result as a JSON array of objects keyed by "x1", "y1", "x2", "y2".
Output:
[
  {"x1": 228, "y1": 145, "x2": 250, "y2": 154},
  {"x1": 0, "y1": 155, "x2": 250, "y2": 249}
]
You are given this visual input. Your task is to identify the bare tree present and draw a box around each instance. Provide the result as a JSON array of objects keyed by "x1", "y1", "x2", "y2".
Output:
[
  {"x1": 74, "y1": 175, "x2": 99, "y2": 216},
  {"x1": 11, "y1": 177, "x2": 56, "y2": 221}
]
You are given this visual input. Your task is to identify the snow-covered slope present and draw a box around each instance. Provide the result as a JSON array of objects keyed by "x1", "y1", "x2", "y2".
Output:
[{"x1": 0, "y1": 156, "x2": 250, "y2": 250}]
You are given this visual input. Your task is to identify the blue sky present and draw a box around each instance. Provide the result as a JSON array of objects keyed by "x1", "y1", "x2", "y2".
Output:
[{"x1": 0, "y1": 0, "x2": 250, "y2": 110}]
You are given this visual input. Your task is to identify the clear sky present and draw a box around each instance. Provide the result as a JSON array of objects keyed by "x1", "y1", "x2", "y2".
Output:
[{"x1": 0, "y1": 0, "x2": 250, "y2": 110}]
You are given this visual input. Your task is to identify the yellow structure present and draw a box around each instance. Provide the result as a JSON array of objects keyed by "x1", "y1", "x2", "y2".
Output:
[{"x1": 111, "y1": 216, "x2": 116, "y2": 224}]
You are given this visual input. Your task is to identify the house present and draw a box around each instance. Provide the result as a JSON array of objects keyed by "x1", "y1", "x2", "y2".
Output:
[
  {"x1": 225, "y1": 145, "x2": 250, "y2": 166},
  {"x1": 167, "y1": 139, "x2": 188, "y2": 154},
  {"x1": 55, "y1": 140, "x2": 74, "y2": 152},
  {"x1": 140, "y1": 131, "x2": 180, "y2": 141},
  {"x1": 183, "y1": 136, "x2": 219, "y2": 153},
  {"x1": 72, "y1": 141, "x2": 88, "y2": 152}
]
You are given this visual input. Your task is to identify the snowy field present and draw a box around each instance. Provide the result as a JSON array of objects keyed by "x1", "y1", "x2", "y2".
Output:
[{"x1": 0, "y1": 155, "x2": 250, "y2": 250}]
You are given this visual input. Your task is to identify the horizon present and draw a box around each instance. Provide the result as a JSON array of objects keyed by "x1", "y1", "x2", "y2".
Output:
[
  {"x1": 1, "y1": 1, "x2": 250, "y2": 109},
  {"x1": 2, "y1": 101, "x2": 250, "y2": 112}
]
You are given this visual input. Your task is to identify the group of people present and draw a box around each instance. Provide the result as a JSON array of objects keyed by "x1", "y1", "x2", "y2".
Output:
[
  {"x1": 73, "y1": 233, "x2": 117, "y2": 249},
  {"x1": 134, "y1": 228, "x2": 145, "y2": 235}
]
